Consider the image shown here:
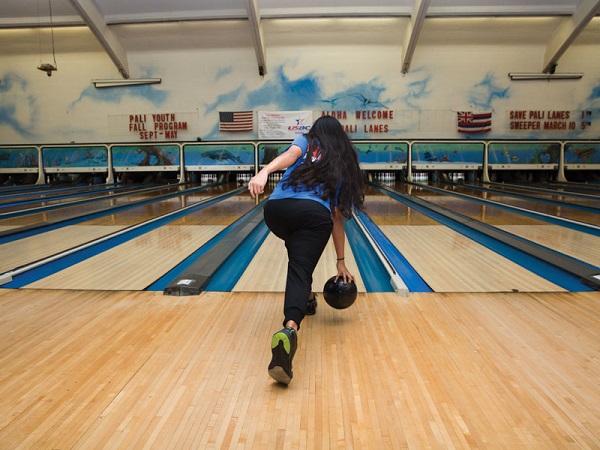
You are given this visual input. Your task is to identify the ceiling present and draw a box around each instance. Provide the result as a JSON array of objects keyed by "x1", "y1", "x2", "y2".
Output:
[
  {"x1": 0, "y1": 0, "x2": 594, "y2": 26},
  {"x1": 1, "y1": 0, "x2": 599, "y2": 78}
]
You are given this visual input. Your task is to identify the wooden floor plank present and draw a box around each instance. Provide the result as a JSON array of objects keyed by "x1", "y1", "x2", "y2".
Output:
[{"x1": 0, "y1": 288, "x2": 598, "y2": 449}]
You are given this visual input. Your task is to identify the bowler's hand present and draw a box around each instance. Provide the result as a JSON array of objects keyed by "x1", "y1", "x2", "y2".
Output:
[
  {"x1": 248, "y1": 171, "x2": 268, "y2": 198},
  {"x1": 335, "y1": 259, "x2": 354, "y2": 285}
]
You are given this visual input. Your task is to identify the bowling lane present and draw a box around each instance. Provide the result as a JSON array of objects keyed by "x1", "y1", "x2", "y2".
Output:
[
  {"x1": 440, "y1": 183, "x2": 599, "y2": 226},
  {"x1": 363, "y1": 186, "x2": 563, "y2": 292},
  {"x1": 233, "y1": 233, "x2": 366, "y2": 293},
  {"x1": 512, "y1": 181, "x2": 600, "y2": 196},
  {"x1": 25, "y1": 191, "x2": 256, "y2": 290},
  {"x1": 0, "y1": 184, "x2": 141, "y2": 208},
  {"x1": 403, "y1": 184, "x2": 600, "y2": 268},
  {"x1": 0, "y1": 183, "x2": 165, "y2": 214},
  {"x1": 0, "y1": 184, "x2": 231, "y2": 275},
  {"x1": 482, "y1": 183, "x2": 600, "y2": 209},
  {"x1": 495, "y1": 224, "x2": 600, "y2": 267},
  {"x1": 0, "y1": 184, "x2": 200, "y2": 228}
]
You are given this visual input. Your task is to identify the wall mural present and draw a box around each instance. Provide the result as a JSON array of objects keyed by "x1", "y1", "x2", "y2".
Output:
[
  {"x1": 0, "y1": 73, "x2": 37, "y2": 139},
  {"x1": 0, "y1": 50, "x2": 598, "y2": 144}
]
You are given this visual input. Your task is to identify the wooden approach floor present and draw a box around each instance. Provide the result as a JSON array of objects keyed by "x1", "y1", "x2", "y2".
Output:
[{"x1": 0, "y1": 289, "x2": 599, "y2": 449}]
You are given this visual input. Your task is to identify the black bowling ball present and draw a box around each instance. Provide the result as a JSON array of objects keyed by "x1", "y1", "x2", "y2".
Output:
[{"x1": 322, "y1": 276, "x2": 357, "y2": 310}]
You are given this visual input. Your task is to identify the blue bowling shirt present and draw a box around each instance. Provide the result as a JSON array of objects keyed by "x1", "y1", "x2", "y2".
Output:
[{"x1": 269, "y1": 134, "x2": 332, "y2": 212}]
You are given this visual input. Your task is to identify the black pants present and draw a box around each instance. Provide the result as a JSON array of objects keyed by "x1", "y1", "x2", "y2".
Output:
[{"x1": 264, "y1": 199, "x2": 333, "y2": 329}]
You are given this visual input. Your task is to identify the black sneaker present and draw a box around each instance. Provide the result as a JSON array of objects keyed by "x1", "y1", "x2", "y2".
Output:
[
  {"x1": 268, "y1": 327, "x2": 298, "y2": 385},
  {"x1": 306, "y1": 293, "x2": 318, "y2": 316}
]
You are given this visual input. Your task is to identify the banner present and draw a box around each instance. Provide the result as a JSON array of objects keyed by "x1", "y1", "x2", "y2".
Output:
[
  {"x1": 258, "y1": 111, "x2": 313, "y2": 140},
  {"x1": 108, "y1": 111, "x2": 198, "y2": 141},
  {"x1": 507, "y1": 110, "x2": 592, "y2": 133}
]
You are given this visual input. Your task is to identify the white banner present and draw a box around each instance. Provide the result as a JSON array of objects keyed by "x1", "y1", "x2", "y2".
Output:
[{"x1": 257, "y1": 111, "x2": 314, "y2": 140}]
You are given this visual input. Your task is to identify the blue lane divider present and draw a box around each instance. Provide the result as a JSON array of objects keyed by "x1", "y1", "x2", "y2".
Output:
[
  {"x1": 204, "y1": 221, "x2": 271, "y2": 291},
  {"x1": 345, "y1": 217, "x2": 394, "y2": 293},
  {"x1": 355, "y1": 210, "x2": 431, "y2": 292},
  {"x1": 3, "y1": 188, "x2": 244, "y2": 288}
]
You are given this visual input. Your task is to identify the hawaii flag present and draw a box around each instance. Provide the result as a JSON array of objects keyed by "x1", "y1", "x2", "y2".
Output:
[
  {"x1": 457, "y1": 111, "x2": 492, "y2": 134},
  {"x1": 219, "y1": 111, "x2": 254, "y2": 132}
]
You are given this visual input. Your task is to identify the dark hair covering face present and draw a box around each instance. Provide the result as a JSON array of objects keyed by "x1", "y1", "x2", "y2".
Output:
[{"x1": 284, "y1": 115, "x2": 364, "y2": 218}]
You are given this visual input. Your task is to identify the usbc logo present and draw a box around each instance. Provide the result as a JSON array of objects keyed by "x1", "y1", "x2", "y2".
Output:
[{"x1": 288, "y1": 118, "x2": 312, "y2": 132}]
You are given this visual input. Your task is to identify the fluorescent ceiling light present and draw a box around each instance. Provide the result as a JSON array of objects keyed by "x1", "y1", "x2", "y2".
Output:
[
  {"x1": 92, "y1": 78, "x2": 162, "y2": 88},
  {"x1": 508, "y1": 72, "x2": 583, "y2": 81}
]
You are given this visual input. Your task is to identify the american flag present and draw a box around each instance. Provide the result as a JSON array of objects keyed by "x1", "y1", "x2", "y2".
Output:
[
  {"x1": 457, "y1": 111, "x2": 492, "y2": 134},
  {"x1": 219, "y1": 111, "x2": 253, "y2": 132}
]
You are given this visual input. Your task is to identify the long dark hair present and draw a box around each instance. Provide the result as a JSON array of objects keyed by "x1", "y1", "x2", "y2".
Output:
[{"x1": 284, "y1": 115, "x2": 364, "y2": 218}]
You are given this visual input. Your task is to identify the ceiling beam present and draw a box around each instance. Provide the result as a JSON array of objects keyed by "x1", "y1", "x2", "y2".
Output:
[
  {"x1": 67, "y1": 0, "x2": 130, "y2": 78},
  {"x1": 401, "y1": 0, "x2": 431, "y2": 74},
  {"x1": 542, "y1": 0, "x2": 600, "y2": 73},
  {"x1": 244, "y1": 0, "x2": 266, "y2": 77}
]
